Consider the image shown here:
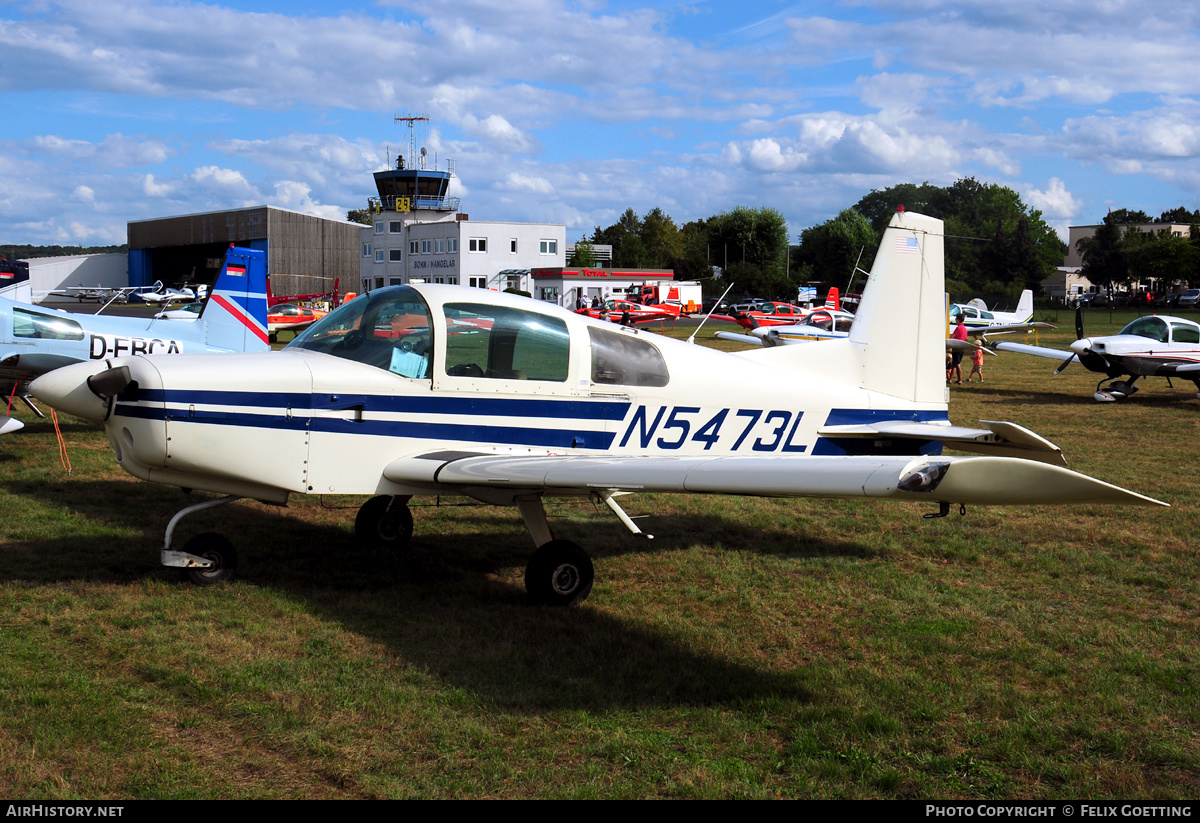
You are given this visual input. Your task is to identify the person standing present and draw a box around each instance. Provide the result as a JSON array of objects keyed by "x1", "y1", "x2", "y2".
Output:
[{"x1": 950, "y1": 318, "x2": 969, "y2": 384}]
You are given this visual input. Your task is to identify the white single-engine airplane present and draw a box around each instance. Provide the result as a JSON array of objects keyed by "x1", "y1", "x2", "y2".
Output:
[
  {"x1": 30, "y1": 211, "x2": 1164, "y2": 604},
  {"x1": 994, "y1": 309, "x2": 1200, "y2": 402},
  {"x1": 0, "y1": 246, "x2": 268, "y2": 434},
  {"x1": 948, "y1": 289, "x2": 1049, "y2": 333},
  {"x1": 139, "y1": 283, "x2": 197, "y2": 306}
]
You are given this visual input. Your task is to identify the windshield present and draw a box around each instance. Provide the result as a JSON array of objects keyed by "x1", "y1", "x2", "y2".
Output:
[
  {"x1": 286, "y1": 287, "x2": 433, "y2": 379},
  {"x1": 1117, "y1": 316, "x2": 1169, "y2": 343}
]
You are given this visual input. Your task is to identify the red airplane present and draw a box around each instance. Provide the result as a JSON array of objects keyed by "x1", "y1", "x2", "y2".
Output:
[{"x1": 715, "y1": 288, "x2": 841, "y2": 330}]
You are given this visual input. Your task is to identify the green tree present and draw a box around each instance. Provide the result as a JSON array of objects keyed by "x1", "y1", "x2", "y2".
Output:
[
  {"x1": 1106, "y1": 208, "x2": 1151, "y2": 225},
  {"x1": 796, "y1": 208, "x2": 877, "y2": 286},
  {"x1": 347, "y1": 208, "x2": 372, "y2": 225},
  {"x1": 852, "y1": 178, "x2": 1064, "y2": 294},
  {"x1": 639, "y1": 207, "x2": 683, "y2": 268},
  {"x1": 568, "y1": 237, "x2": 598, "y2": 267},
  {"x1": 1157, "y1": 207, "x2": 1200, "y2": 224}
]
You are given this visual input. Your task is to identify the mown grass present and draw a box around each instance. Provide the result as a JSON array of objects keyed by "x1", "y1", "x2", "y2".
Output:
[{"x1": 0, "y1": 307, "x2": 1197, "y2": 798}]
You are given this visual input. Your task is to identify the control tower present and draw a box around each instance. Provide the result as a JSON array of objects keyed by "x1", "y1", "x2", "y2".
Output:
[{"x1": 368, "y1": 116, "x2": 460, "y2": 216}]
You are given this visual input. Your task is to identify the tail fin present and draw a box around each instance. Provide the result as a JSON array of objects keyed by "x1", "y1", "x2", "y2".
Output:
[
  {"x1": 199, "y1": 246, "x2": 269, "y2": 352},
  {"x1": 1015, "y1": 289, "x2": 1033, "y2": 322},
  {"x1": 824, "y1": 286, "x2": 841, "y2": 311},
  {"x1": 745, "y1": 209, "x2": 945, "y2": 406}
]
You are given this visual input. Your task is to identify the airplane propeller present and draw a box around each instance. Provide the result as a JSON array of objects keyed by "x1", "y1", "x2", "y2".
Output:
[{"x1": 1053, "y1": 306, "x2": 1086, "y2": 374}]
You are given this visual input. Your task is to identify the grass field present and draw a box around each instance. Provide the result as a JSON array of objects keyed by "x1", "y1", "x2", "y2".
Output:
[{"x1": 0, "y1": 308, "x2": 1197, "y2": 798}]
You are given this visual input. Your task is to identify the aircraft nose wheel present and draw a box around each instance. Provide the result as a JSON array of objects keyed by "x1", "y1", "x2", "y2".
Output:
[
  {"x1": 354, "y1": 495, "x2": 414, "y2": 549},
  {"x1": 181, "y1": 533, "x2": 239, "y2": 586},
  {"x1": 525, "y1": 540, "x2": 594, "y2": 606}
]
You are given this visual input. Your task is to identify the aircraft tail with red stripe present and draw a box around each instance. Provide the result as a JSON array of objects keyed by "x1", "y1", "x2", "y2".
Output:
[
  {"x1": 199, "y1": 246, "x2": 270, "y2": 353},
  {"x1": 824, "y1": 286, "x2": 840, "y2": 312}
]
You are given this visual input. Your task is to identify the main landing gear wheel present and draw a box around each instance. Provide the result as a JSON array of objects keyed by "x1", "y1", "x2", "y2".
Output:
[
  {"x1": 355, "y1": 495, "x2": 414, "y2": 549},
  {"x1": 525, "y1": 540, "x2": 594, "y2": 606},
  {"x1": 182, "y1": 532, "x2": 239, "y2": 586}
]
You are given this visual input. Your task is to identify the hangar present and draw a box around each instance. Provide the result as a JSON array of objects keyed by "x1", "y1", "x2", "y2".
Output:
[{"x1": 128, "y1": 207, "x2": 361, "y2": 297}]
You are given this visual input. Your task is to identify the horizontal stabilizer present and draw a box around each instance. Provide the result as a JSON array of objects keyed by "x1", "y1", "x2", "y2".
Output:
[
  {"x1": 0, "y1": 415, "x2": 24, "y2": 435},
  {"x1": 946, "y1": 339, "x2": 996, "y2": 355},
  {"x1": 818, "y1": 419, "x2": 1065, "y2": 465}
]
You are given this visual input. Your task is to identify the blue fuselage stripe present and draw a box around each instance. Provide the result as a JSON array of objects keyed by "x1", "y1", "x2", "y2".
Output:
[
  {"x1": 112, "y1": 403, "x2": 616, "y2": 449},
  {"x1": 133, "y1": 389, "x2": 629, "y2": 420}
]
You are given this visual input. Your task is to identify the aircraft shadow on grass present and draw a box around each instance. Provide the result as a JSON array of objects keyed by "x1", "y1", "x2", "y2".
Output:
[{"x1": 0, "y1": 479, "x2": 878, "y2": 710}]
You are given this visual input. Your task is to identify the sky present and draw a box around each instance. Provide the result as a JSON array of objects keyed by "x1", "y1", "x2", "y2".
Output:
[{"x1": 1, "y1": 0, "x2": 1198, "y2": 248}]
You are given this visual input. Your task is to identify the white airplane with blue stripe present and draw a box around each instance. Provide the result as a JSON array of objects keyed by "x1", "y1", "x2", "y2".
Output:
[
  {"x1": 0, "y1": 246, "x2": 268, "y2": 434},
  {"x1": 29, "y1": 210, "x2": 1164, "y2": 605}
]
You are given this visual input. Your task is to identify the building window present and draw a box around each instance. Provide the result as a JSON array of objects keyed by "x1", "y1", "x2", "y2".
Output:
[
  {"x1": 362, "y1": 243, "x2": 372, "y2": 257},
  {"x1": 421, "y1": 239, "x2": 432, "y2": 254},
  {"x1": 510, "y1": 239, "x2": 518, "y2": 253},
  {"x1": 469, "y1": 276, "x2": 488, "y2": 289},
  {"x1": 375, "y1": 250, "x2": 384, "y2": 263},
  {"x1": 374, "y1": 222, "x2": 384, "y2": 234},
  {"x1": 540, "y1": 240, "x2": 557, "y2": 255},
  {"x1": 389, "y1": 221, "x2": 403, "y2": 233},
  {"x1": 410, "y1": 240, "x2": 419, "y2": 255},
  {"x1": 448, "y1": 238, "x2": 458, "y2": 253},
  {"x1": 389, "y1": 249, "x2": 402, "y2": 262},
  {"x1": 434, "y1": 238, "x2": 445, "y2": 254},
  {"x1": 469, "y1": 238, "x2": 487, "y2": 253}
]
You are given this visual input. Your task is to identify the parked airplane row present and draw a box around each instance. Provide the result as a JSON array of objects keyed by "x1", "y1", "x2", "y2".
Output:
[
  {"x1": 25, "y1": 210, "x2": 1164, "y2": 606},
  {"x1": 0, "y1": 247, "x2": 269, "y2": 434}
]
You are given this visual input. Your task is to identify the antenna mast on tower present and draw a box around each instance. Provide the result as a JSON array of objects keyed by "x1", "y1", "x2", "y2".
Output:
[{"x1": 394, "y1": 114, "x2": 429, "y2": 168}]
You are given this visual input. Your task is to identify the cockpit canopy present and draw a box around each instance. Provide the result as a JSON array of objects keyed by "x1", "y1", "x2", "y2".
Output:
[
  {"x1": 949, "y1": 304, "x2": 994, "y2": 321},
  {"x1": 1117, "y1": 316, "x2": 1200, "y2": 345},
  {"x1": 285, "y1": 286, "x2": 670, "y2": 388}
]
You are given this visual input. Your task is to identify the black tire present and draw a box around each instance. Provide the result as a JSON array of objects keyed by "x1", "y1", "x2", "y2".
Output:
[
  {"x1": 182, "y1": 532, "x2": 238, "y2": 586},
  {"x1": 525, "y1": 540, "x2": 594, "y2": 606},
  {"x1": 354, "y1": 495, "x2": 414, "y2": 549}
]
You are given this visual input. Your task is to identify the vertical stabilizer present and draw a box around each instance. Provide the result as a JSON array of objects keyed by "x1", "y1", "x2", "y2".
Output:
[
  {"x1": 1015, "y1": 289, "x2": 1033, "y2": 322},
  {"x1": 847, "y1": 209, "x2": 945, "y2": 405},
  {"x1": 199, "y1": 246, "x2": 270, "y2": 353}
]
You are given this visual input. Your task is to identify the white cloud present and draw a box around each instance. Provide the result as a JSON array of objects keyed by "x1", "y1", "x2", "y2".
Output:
[{"x1": 1025, "y1": 177, "x2": 1082, "y2": 221}]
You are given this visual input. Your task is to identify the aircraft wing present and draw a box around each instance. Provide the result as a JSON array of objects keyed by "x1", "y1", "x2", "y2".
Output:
[
  {"x1": 380, "y1": 451, "x2": 1165, "y2": 508},
  {"x1": 973, "y1": 322, "x2": 1055, "y2": 336},
  {"x1": 714, "y1": 330, "x2": 771, "y2": 346},
  {"x1": 0, "y1": 352, "x2": 84, "y2": 435},
  {"x1": 992, "y1": 341, "x2": 1075, "y2": 362}
]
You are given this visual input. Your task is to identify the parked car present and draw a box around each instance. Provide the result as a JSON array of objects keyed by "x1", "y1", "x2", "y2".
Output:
[{"x1": 1177, "y1": 289, "x2": 1200, "y2": 308}]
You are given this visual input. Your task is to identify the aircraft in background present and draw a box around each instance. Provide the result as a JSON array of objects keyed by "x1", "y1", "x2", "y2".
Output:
[
  {"x1": 995, "y1": 309, "x2": 1200, "y2": 402},
  {"x1": 948, "y1": 290, "x2": 1053, "y2": 335},
  {"x1": 575, "y1": 297, "x2": 680, "y2": 325},
  {"x1": 715, "y1": 288, "x2": 842, "y2": 331},
  {"x1": 0, "y1": 246, "x2": 268, "y2": 434},
  {"x1": 46, "y1": 285, "x2": 142, "y2": 305},
  {"x1": 715, "y1": 307, "x2": 857, "y2": 347},
  {"x1": 139, "y1": 283, "x2": 198, "y2": 306},
  {"x1": 156, "y1": 300, "x2": 328, "y2": 342},
  {"x1": 30, "y1": 211, "x2": 1163, "y2": 603},
  {"x1": 267, "y1": 303, "x2": 329, "y2": 340}
]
